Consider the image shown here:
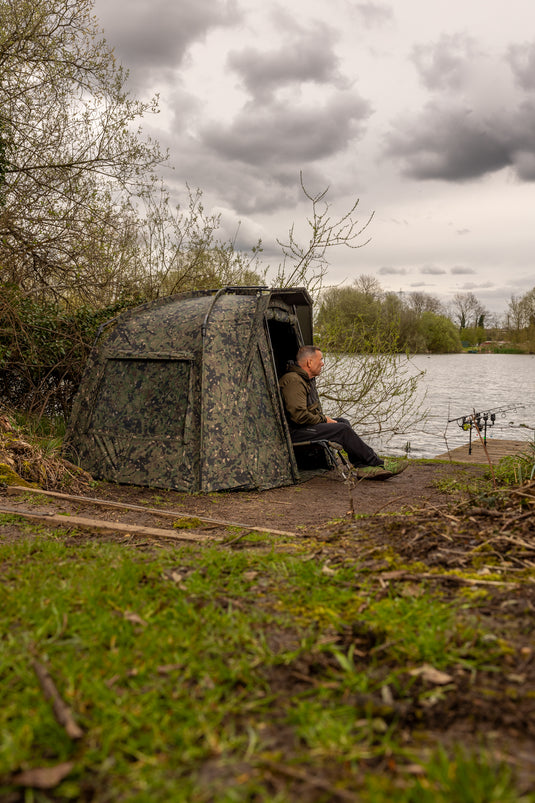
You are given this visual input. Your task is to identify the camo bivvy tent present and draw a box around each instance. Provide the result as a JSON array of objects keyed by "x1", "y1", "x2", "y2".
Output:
[{"x1": 66, "y1": 286, "x2": 323, "y2": 492}]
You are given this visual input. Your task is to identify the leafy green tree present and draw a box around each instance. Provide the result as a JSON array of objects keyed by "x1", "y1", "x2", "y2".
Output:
[
  {"x1": 315, "y1": 277, "x2": 426, "y2": 436},
  {"x1": 460, "y1": 326, "x2": 485, "y2": 348},
  {"x1": 0, "y1": 284, "x2": 131, "y2": 415},
  {"x1": 0, "y1": 0, "x2": 164, "y2": 302},
  {"x1": 518, "y1": 287, "x2": 535, "y2": 351},
  {"x1": 419, "y1": 312, "x2": 462, "y2": 353},
  {"x1": 380, "y1": 291, "x2": 425, "y2": 352},
  {"x1": 316, "y1": 283, "x2": 383, "y2": 349},
  {"x1": 506, "y1": 293, "x2": 526, "y2": 340}
]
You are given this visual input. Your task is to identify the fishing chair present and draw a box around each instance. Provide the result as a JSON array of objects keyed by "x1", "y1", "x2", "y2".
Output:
[{"x1": 292, "y1": 439, "x2": 351, "y2": 481}]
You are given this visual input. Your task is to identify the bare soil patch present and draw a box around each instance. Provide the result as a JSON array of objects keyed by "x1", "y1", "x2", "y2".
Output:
[
  {"x1": 38, "y1": 461, "x2": 484, "y2": 526},
  {"x1": 97, "y1": 460, "x2": 484, "y2": 528},
  {"x1": 0, "y1": 460, "x2": 480, "y2": 543}
]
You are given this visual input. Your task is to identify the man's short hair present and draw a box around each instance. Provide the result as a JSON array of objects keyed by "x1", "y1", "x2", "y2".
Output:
[{"x1": 296, "y1": 345, "x2": 320, "y2": 365}]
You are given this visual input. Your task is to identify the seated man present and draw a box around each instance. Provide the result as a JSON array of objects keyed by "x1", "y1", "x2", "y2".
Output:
[{"x1": 279, "y1": 345, "x2": 407, "y2": 480}]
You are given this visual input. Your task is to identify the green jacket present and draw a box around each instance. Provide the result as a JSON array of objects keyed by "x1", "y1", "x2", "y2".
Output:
[{"x1": 278, "y1": 364, "x2": 327, "y2": 427}]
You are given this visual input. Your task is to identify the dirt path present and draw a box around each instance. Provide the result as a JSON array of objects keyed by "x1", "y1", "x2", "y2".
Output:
[
  {"x1": 0, "y1": 460, "x2": 486, "y2": 542},
  {"x1": 73, "y1": 460, "x2": 488, "y2": 531}
]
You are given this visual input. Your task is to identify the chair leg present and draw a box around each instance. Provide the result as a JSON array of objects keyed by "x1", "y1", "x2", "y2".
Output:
[{"x1": 327, "y1": 441, "x2": 350, "y2": 481}]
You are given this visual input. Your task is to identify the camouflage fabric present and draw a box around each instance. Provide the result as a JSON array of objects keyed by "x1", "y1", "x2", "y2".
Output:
[{"x1": 65, "y1": 287, "x2": 313, "y2": 493}]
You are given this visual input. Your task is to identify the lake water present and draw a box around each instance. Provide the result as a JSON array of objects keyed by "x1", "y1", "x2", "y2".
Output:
[{"x1": 363, "y1": 354, "x2": 535, "y2": 459}]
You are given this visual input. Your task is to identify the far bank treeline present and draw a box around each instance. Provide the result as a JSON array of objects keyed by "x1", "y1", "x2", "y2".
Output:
[{"x1": 315, "y1": 277, "x2": 535, "y2": 357}]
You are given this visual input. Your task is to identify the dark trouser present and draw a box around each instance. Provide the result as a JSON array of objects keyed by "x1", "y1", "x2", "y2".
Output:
[{"x1": 290, "y1": 418, "x2": 382, "y2": 468}]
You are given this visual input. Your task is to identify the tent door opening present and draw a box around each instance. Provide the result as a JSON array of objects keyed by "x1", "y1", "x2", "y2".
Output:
[
  {"x1": 266, "y1": 315, "x2": 335, "y2": 476},
  {"x1": 266, "y1": 317, "x2": 301, "y2": 380}
]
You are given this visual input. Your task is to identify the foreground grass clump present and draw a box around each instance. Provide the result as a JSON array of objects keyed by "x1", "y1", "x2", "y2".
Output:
[
  {"x1": 0, "y1": 533, "x2": 531, "y2": 802},
  {"x1": 494, "y1": 442, "x2": 535, "y2": 485}
]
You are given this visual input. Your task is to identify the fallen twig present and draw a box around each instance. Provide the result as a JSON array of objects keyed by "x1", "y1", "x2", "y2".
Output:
[
  {"x1": 492, "y1": 533, "x2": 535, "y2": 551},
  {"x1": 373, "y1": 495, "x2": 405, "y2": 515},
  {"x1": 422, "y1": 502, "x2": 460, "y2": 527},
  {"x1": 378, "y1": 569, "x2": 518, "y2": 588},
  {"x1": 499, "y1": 510, "x2": 534, "y2": 533},
  {"x1": 222, "y1": 529, "x2": 260, "y2": 546},
  {"x1": 468, "y1": 507, "x2": 503, "y2": 518},
  {"x1": 259, "y1": 759, "x2": 359, "y2": 802},
  {"x1": 32, "y1": 659, "x2": 83, "y2": 740}
]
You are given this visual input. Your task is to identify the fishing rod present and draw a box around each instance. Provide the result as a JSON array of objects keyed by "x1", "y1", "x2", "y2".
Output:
[{"x1": 447, "y1": 404, "x2": 525, "y2": 454}]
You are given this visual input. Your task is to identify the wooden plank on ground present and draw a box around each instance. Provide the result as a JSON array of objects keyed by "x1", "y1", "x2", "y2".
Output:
[
  {"x1": 5, "y1": 485, "x2": 297, "y2": 537},
  {"x1": 0, "y1": 506, "x2": 216, "y2": 543}
]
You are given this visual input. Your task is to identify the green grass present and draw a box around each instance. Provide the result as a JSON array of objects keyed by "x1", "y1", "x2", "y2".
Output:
[
  {"x1": 493, "y1": 442, "x2": 535, "y2": 485},
  {"x1": 365, "y1": 746, "x2": 529, "y2": 802},
  {"x1": 16, "y1": 408, "x2": 69, "y2": 434},
  {"x1": 432, "y1": 472, "x2": 493, "y2": 497},
  {"x1": 0, "y1": 531, "x2": 532, "y2": 802}
]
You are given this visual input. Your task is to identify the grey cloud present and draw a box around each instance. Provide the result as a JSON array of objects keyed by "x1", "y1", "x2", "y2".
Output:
[
  {"x1": 421, "y1": 265, "x2": 447, "y2": 275},
  {"x1": 201, "y1": 91, "x2": 372, "y2": 167},
  {"x1": 411, "y1": 34, "x2": 477, "y2": 91},
  {"x1": 385, "y1": 105, "x2": 510, "y2": 180},
  {"x1": 459, "y1": 281, "x2": 494, "y2": 290},
  {"x1": 508, "y1": 42, "x2": 535, "y2": 91},
  {"x1": 209, "y1": 207, "x2": 265, "y2": 252},
  {"x1": 228, "y1": 24, "x2": 345, "y2": 100},
  {"x1": 515, "y1": 151, "x2": 535, "y2": 181},
  {"x1": 513, "y1": 149, "x2": 535, "y2": 180},
  {"x1": 355, "y1": 2, "x2": 393, "y2": 28},
  {"x1": 164, "y1": 130, "x2": 331, "y2": 215},
  {"x1": 378, "y1": 266, "x2": 407, "y2": 275},
  {"x1": 387, "y1": 37, "x2": 535, "y2": 182},
  {"x1": 451, "y1": 266, "x2": 475, "y2": 275},
  {"x1": 94, "y1": 0, "x2": 239, "y2": 86},
  {"x1": 511, "y1": 101, "x2": 535, "y2": 179}
]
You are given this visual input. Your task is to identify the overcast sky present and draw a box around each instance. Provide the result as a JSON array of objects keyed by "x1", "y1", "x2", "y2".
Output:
[{"x1": 94, "y1": 0, "x2": 535, "y2": 315}]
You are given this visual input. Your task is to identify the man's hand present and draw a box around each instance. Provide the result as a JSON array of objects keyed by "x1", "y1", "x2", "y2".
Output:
[{"x1": 325, "y1": 417, "x2": 337, "y2": 424}]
